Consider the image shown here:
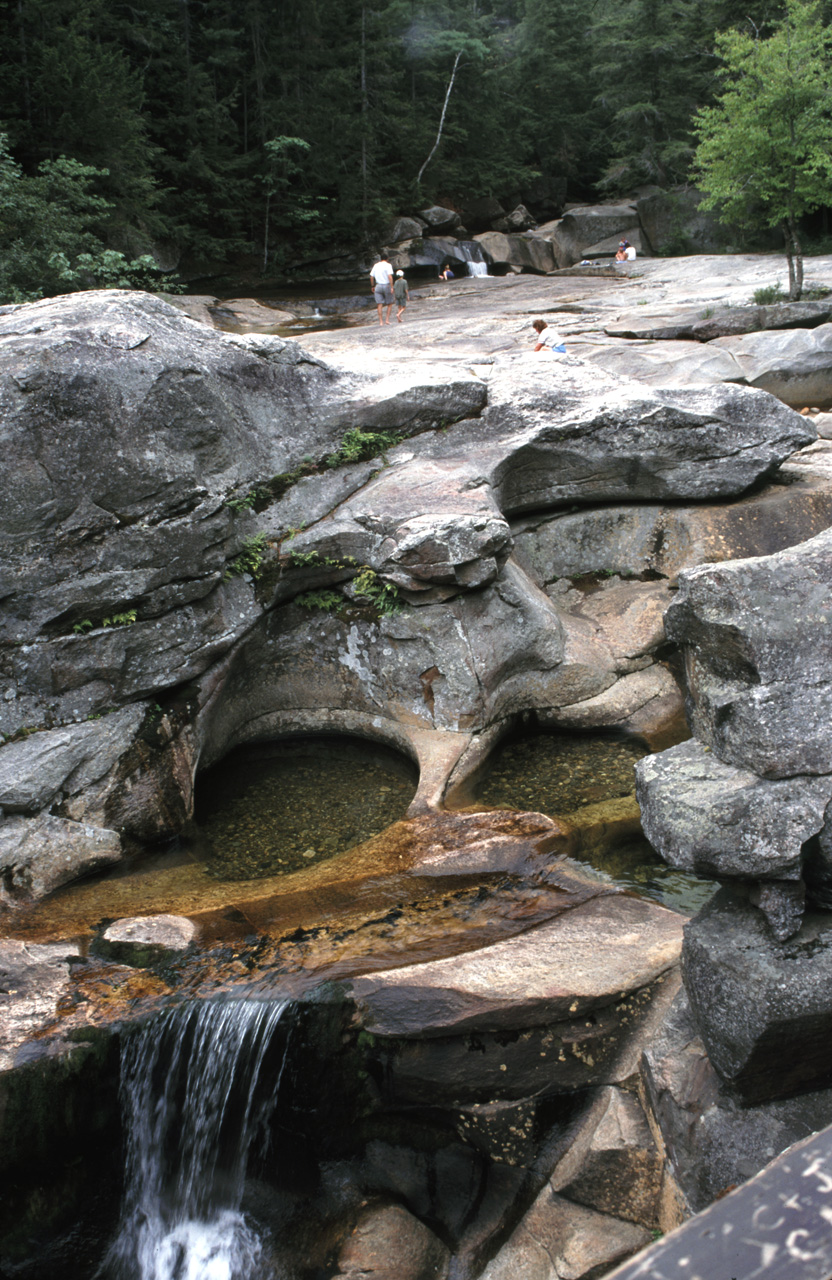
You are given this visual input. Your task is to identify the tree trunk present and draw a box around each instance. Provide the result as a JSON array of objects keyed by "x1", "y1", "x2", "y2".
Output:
[
  {"x1": 784, "y1": 215, "x2": 803, "y2": 300},
  {"x1": 360, "y1": 4, "x2": 369, "y2": 241},
  {"x1": 416, "y1": 50, "x2": 462, "y2": 187}
]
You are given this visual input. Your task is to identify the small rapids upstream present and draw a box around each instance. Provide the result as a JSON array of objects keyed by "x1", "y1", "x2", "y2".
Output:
[{"x1": 103, "y1": 999, "x2": 289, "y2": 1280}]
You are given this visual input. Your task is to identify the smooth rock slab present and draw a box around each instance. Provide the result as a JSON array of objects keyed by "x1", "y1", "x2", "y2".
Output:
[
  {"x1": 352, "y1": 894, "x2": 683, "y2": 1037},
  {"x1": 712, "y1": 322, "x2": 832, "y2": 405},
  {"x1": 666, "y1": 526, "x2": 832, "y2": 777},
  {"x1": 635, "y1": 738, "x2": 832, "y2": 883},
  {"x1": 0, "y1": 705, "x2": 146, "y2": 812},
  {"x1": 0, "y1": 813, "x2": 122, "y2": 903},
  {"x1": 98, "y1": 913, "x2": 198, "y2": 965},
  {"x1": 682, "y1": 888, "x2": 832, "y2": 1102},
  {"x1": 366, "y1": 977, "x2": 677, "y2": 1106},
  {"x1": 479, "y1": 1190, "x2": 650, "y2": 1280}
]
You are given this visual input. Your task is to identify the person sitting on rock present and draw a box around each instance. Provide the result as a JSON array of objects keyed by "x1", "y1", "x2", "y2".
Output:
[
  {"x1": 532, "y1": 318, "x2": 566, "y2": 355},
  {"x1": 393, "y1": 270, "x2": 410, "y2": 323},
  {"x1": 616, "y1": 240, "x2": 637, "y2": 261},
  {"x1": 439, "y1": 263, "x2": 454, "y2": 280},
  {"x1": 370, "y1": 253, "x2": 395, "y2": 325}
]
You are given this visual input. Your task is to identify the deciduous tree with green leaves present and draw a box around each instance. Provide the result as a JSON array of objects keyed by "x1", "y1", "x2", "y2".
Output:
[{"x1": 693, "y1": 0, "x2": 832, "y2": 299}]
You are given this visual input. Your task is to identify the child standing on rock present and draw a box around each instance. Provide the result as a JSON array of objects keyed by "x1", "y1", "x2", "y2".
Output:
[{"x1": 394, "y1": 270, "x2": 410, "y2": 323}]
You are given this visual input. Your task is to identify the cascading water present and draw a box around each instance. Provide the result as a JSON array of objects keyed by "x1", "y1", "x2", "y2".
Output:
[
  {"x1": 103, "y1": 998, "x2": 289, "y2": 1280},
  {"x1": 458, "y1": 241, "x2": 489, "y2": 277}
]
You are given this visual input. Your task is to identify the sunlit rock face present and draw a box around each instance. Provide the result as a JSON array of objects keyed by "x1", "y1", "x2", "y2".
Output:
[{"x1": 0, "y1": 289, "x2": 819, "y2": 902}]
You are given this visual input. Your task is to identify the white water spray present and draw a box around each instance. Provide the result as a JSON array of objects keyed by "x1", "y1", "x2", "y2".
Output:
[
  {"x1": 458, "y1": 241, "x2": 489, "y2": 277},
  {"x1": 103, "y1": 999, "x2": 288, "y2": 1280}
]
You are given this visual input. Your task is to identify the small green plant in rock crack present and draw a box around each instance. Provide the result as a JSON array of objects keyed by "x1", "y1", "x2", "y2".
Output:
[
  {"x1": 288, "y1": 549, "x2": 358, "y2": 569},
  {"x1": 289, "y1": 549, "x2": 323, "y2": 567},
  {"x1": 226, "y1": 533, "x2": 269, "y2": 580},
  {"x1": 103, "y1": 610, "x2": 138, "y2": 628},
  {"x1": 351, "y1": 566, "x2": 403, "y2": 615},
  {"x1": 73, "y1": 618, "x2": 94, "y2": 634},
  {"x1": 296, "y1": 589, "x2": 344, "y2": 613},
  {"x1": 326, "y1": 428, "x2": 403, "y2": 468},
  {"x1": 225, "y1": 489, "x2": 264, "y2": 513}
]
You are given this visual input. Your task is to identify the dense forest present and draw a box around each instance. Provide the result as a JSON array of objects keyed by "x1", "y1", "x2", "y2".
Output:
[{"x1": 0, "y1": 0, "x2": 813, "y2": 288}]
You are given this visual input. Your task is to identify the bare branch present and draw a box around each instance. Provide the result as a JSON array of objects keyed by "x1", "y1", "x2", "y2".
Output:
[{"x1": 416, "y1": 50, "x2": 462, "y2": 187}]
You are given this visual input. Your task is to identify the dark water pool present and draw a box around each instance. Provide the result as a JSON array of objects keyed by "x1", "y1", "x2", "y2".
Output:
[{"x1": 194, "y1": 736, "x2": 418, "y2": 880}]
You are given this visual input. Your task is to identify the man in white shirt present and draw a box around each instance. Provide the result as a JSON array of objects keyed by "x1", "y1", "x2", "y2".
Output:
[{"x1": 370, "y1": 255, "x2": 395, "y2": 326}]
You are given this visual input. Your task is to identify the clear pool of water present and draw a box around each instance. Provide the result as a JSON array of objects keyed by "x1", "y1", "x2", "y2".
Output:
[
  {"x1": 194, "y1": 736, "x2": 418, "y2": 881},
  {"x1": 474, "y1": 732, "x2": 716, "y2": 915}
]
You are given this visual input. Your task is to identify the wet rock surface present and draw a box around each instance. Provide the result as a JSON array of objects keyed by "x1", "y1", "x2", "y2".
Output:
[
  {"x1": 352, "y1": 895, "x2": 682, "y2": 1037},
  {"x1": 97, "y1": 913, "x2": 198, "y2": 965}
]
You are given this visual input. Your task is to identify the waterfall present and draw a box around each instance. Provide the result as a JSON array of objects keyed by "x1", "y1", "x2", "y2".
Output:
[
  {"x1": 103, "y1": 998, "x2": 289, "y2": 1280},
  {"x1": 457, "y1": 240, "x2": 489, "y2": 277}
]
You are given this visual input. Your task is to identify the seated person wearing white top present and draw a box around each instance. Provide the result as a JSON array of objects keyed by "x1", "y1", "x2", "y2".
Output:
[
  {"x1": 532, "y1": 318, "x2": 566, "y2": 353},
  {"x1": 615, "y1": 240, "x2": 637, "y2": 261}
]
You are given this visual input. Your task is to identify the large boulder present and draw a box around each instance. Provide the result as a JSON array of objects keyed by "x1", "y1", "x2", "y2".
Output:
[
  {"x1": 493, "y1": 205, "x2": 537, "y2": 234},
  {"x1": 640, "y1": 990, "x2": 832, "y2": 1211},
  {"x1": 545, "y1": 205, "x2": 640, "y2": 267},
  {"x1": 710, "y1": 323, "x2": 832, "y2": 406},
  {"x1": 384, "y1": 216, "x2": 426, "y2": 243},
  {"x1": 636, "y1": 188, "x2": 726, "y2": 256},
  {"x1": 664, "y1": 526, "x2": 832, "y2": 777},
  {"x1": 681, "y1": 888, "x2": 832, "y2": 1103},
  {"x1": 479, "y1": 380, "x2": 813, "y2": 511},
  {"x1": 418, "y1": 205, "x2": 461, "y2": 234},
  {"x1": 635, "y1": 738, "x2": 832, "y2": 885},
  {"x1": 473, "y1": 232, "x2": 556, "y2": 274}
]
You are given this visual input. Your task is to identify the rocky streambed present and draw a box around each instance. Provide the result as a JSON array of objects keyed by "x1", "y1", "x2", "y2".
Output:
[{"x1": 4, "y1": 257, "x2": 832, "y2": 1279}]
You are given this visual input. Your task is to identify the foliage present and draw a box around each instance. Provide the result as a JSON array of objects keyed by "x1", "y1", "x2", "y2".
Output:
[
  {"x1": 102, "y1": 610, "x2": 138, "y2": 627},
  {"x1": 2, "y1": 0, "x2": 828, "y2": 280},
  {"x1": 0, "y1": 134, "x2": 176, "y2": 303},
  {"x1": 296, "y1": 589, "x2": 345, "y2": 613},
  {"x1": 227, "y1": 533, "x2": 269, "y2": 580},
  {"x1": 752, "y1": 283, "x2": 788, "y2": 304},
  {"x1": 295, "y1": 565, "x2": 403, "y2": 618},
  {"x1": 351, "y1": 567, "x2": 404, "y2": 615},
  {"x1": 288, "y1": 550, "x2": 324, "y2": 567},
  {"x1": 694, "y1": 0, "x2": 832, "y2": 298},
  {"x1": 326, "y1": 428, "x2": 403, "y2": 469}
]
